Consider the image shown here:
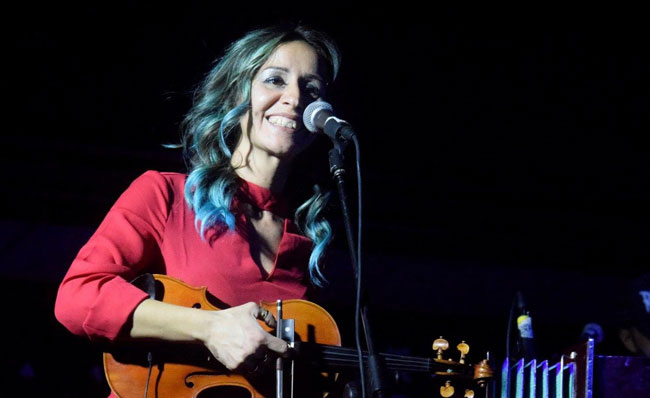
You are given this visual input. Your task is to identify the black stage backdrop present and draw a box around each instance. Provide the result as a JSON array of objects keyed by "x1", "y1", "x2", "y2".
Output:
[{"x1": 1, "y1": 4, "x2": 648, "y2": 397}]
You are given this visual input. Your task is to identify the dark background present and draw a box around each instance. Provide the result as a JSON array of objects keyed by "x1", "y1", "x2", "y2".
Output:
[{"x1": 1, "y1": 4, "x2": 648, "y2": 396}]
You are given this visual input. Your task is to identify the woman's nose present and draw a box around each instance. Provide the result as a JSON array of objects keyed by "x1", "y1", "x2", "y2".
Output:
[{"x1": 282, "y1": 81, "x2": 302, "y2": 107}]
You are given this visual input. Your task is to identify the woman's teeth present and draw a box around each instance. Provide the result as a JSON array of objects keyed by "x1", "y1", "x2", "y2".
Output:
[{"x1": 268, "y1": 116, "x2": 297, "y2": 129}]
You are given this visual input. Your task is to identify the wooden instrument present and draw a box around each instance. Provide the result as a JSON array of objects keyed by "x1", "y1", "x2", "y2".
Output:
[{"x1": 104, "y1": 274, "x2": 492, "y2": 397}]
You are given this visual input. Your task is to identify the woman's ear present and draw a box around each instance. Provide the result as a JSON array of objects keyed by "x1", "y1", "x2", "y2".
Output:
[{"x1": 618, "y1": 327, "x2": 639, "y2": 354}]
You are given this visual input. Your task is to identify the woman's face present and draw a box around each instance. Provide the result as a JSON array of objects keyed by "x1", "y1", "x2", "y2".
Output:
[{"x1": 239, "y1": 40, "x2": 326, "y2": 160}]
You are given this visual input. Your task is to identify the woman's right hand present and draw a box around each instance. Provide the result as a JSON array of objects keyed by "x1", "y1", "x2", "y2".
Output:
[
  {"x1": 200, "y1": 302, "x2": 289, "y2": 371},
  {"x1": 130, "y1": 299, "x2": 289, "y2": 372}
]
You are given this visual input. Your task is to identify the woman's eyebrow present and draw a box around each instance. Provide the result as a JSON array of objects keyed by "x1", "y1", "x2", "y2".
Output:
[
  {"x1": 262, "y1": 66, "x2": 288, "y2": 74},
  {"x1": 262, "y1": 66, "x2": 323, "y2": 82}
]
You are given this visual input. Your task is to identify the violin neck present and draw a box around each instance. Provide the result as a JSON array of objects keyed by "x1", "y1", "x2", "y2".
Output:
[{"x1": 295, "y1": 343, "x2": 439, "y2": 374}]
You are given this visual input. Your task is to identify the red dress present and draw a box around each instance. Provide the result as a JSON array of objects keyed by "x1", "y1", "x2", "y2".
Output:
[{"x1": 54, "y1": 170, "x2": 313, "y2": 342}]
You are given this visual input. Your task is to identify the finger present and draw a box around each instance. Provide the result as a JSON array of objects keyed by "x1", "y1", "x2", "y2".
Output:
[
  {"x1": 264, "y1": 334, "x2": 289, "y2": 356},
  {"x1": 256, "y1": 305, "x2": 276, "y2": 328}
]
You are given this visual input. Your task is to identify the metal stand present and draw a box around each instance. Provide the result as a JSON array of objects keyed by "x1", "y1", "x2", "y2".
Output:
[{"x1": 328, "y1": 138, "x2": 388, "y2": 398}]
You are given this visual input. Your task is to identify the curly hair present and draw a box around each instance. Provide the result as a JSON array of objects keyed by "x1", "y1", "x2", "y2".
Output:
[{"x1": 178, "y1": 24, "x2": 341, "y2": 286}]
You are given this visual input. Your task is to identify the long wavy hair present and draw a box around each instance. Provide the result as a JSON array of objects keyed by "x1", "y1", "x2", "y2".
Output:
[{"x1": 178, "y1": 24, "x2": 341, "y2": 286}]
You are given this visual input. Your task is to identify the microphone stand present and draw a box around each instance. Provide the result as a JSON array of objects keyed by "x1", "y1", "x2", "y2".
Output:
[{"x1": 328, "y1": 138, "x2": 388, "y2": 398}]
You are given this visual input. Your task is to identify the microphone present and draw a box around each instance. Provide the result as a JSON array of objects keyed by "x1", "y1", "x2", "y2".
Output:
[
  {"x1": 303, "y1": 100, "x2": 356, "y2": 141},
  {"x1": 580, "y1": 322, "x2": 604, "y2": 344},
  {"x1": 515, "y1": 291, "x2": 536, "y2": 361}
]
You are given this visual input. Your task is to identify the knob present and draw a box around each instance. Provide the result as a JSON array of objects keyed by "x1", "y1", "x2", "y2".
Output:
[{"x1": 432, "y1": 337, "x2": 449, "y2": 360}]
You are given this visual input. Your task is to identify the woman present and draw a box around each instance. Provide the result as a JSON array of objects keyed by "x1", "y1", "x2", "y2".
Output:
[{"x1": 54, "y1": 23, "x2": 341, "y2": 381}]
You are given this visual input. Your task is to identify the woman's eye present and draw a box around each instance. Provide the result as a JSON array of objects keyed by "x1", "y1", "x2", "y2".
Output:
[
  {"x1": 264, "y1": 76, "x2": 286, "y2": 86},
  {"x1": 306, "y1": 85, "x2": 322, "y2": 98}
]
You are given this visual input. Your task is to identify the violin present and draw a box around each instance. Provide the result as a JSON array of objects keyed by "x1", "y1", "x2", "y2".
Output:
[{"x1": 104, "y1": 274, "x2": 492, "y2": 397}]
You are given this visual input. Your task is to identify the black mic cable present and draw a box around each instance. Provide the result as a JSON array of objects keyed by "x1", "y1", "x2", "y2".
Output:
[{"x1": 305, "y1": 100, "x2": 369, "y2": 397}]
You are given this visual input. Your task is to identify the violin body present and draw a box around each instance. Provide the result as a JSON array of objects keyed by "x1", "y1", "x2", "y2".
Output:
[{"x1": 103, "y1": 274, "x2": 342, "y2": 398}]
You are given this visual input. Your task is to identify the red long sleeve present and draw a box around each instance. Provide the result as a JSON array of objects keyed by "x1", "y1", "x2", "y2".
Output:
[
  {"x1": 54, "y1": 171, "x2": 171, "y2": 341},
  {"x1": 54, "y1": 170, "x2": 313, "y2": 342}
]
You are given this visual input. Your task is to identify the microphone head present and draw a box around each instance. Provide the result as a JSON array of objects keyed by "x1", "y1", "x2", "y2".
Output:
[{"x1": 303, "y1": 100, "x2": 333, "y2": 133}]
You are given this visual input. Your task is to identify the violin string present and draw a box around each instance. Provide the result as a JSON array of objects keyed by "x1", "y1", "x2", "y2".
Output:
[
  {"x1": 320, "y1": 359, "x2": 431, "y2": 372},
  {"x1": 302, "y1": 344, "x2": 472, "y2": 374},
  {"x1": 319, "y1": 352, "x2": 473, "y2": 374},
  {"x1": 319, "y1": 346, "x2": 432, "y2": 365},
  {"x1": 319, "y1": 345, "x2": 426, "y2": 359},
  {"x1": 319, "y1": 351, "x2": 430, "y2": 363},
  {"x1": 320, "y1": 355, "x2": 430, "y2": 366},
  {"x1": 320, "y1": 352, "x2": 432, "y2": 367},
  {"x1": 318, "y1": 356, "x2": 431, "y2": 369},
  {"x1": 319, "y1": 357, "x2": 471, "y2": 375},
  {"x1": 317, "y1": 348, "x2": 433, "y2": 370},
  {"x1": 320, "y1": 355, "x2": 431, "y2": 369},
  {"x1": 319, "y1": 344, "x2": 439, "y2": 362}
]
